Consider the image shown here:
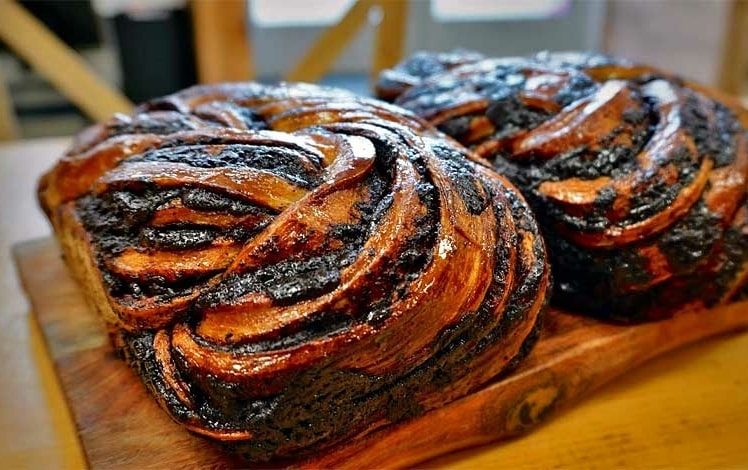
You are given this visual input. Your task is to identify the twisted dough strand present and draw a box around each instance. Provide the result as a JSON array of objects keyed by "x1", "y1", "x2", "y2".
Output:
[
  {"x1": 39, "y1": 82, "x2": 550, "y2": 460},
  {"x1": 379, "y1": 51, "x2": 748, "y2": 321}
]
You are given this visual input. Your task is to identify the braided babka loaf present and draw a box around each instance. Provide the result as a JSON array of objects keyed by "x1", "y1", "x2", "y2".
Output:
[
  {"x1": 378, "y1": 51, "x2": 748, "y2": 321},
  {"x1": 38, "y1": 82, "x2": 550, "y2": 461}
]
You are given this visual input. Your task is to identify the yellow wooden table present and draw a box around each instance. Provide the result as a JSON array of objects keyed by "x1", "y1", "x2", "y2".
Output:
[{"x1": 1, "y1": 138, "x2": 747, "y2": 469}]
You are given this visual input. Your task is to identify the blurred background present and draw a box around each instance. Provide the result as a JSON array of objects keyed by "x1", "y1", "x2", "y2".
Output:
[{"x1": 0, "y1": 0, "x2": 743, "y2": 140}]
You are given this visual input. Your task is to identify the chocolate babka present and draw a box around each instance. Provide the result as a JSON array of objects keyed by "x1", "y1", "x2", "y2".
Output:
[
  {"x1": 378, "y1": 51, "x2": 748, "y2": 321},
  {"x1": 38, "y1": 82, "x2": 550, "y2": 461}
]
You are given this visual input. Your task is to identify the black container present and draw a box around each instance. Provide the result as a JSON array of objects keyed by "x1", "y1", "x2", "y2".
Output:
[{"x1": 112, "y1": 8, "x2": 197, "y2": 103}]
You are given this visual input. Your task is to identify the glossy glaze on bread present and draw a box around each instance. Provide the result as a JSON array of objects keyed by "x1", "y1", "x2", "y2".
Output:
[
  {"x1": 378, "y1": 52, "x2": 748, "y2": 321},
  {"x1": 38, "y1": 82, "x2": 550, "y2": 461}
]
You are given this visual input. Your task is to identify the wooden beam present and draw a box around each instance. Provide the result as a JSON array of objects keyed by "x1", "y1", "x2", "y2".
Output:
[
  {"x1": 719, "y1": 0, "x2": 748, "y2": 94},
  {"x1": 285, "y1": 0, "x2": 373, "y2": 83},
  {"x1": 372, "y1": 0, "x2": 408, "y2": 80},
  {"x1": 191, "y1": 0, "x2": 254, "y2": 83},
  {"x1": 600, "y1": 0, "x2": 616, "y2": 54},
  {"x1": 0, "y1": 64, "x2": 19, "y2": 141},
  {"x1": 0, "y1": 0, "x2": 132, "y2": 123}
]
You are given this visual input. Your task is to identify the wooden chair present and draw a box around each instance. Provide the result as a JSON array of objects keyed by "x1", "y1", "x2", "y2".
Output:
[
  {"x1": 0, "y1": 0, "x2": 132, "y2": 141},
  {"x1": 190, "y1": 0, "x2": 408, "y2": 84},
  {"x1": 0, "y1": 0, "x2": 408, "y2": 141}
]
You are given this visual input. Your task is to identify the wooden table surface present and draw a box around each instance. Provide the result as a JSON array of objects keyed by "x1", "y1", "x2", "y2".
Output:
[{"x1": 1, "y1": 137, "x2": 747, "y2": 469}]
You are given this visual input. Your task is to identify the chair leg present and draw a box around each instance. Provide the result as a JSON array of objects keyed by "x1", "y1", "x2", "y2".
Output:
[
  {"x1": 719, "y1": 0, "x2": 748, "y2": 95},
  {"x1": 0, "y1": 63, "x2": 19, "y2": 141},
  {"x1": 191, "y1": 0, "x2": 254, "y2": 83},
  {"x1": 285, "y1": 0, "x2": 373, "y2": 83},
  {"x1": 372, "y1": 0, "x2": 408, "y2": 80}
]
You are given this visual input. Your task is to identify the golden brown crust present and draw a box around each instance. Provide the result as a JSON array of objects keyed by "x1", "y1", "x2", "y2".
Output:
[
  {"x1": 378, "y1": 51, "x2": 748, "y2": 321},
  {"x1": 39, "y1": 82, "x2": 550, "y2": 461}
]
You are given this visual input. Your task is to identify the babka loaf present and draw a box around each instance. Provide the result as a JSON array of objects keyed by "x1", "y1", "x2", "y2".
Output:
[
  {"x1": 378, "y1": 51, "x2": 748, "y2": 321},
  {"x1": 38, "y1": 82, "x2": 550, "y2": 461}
]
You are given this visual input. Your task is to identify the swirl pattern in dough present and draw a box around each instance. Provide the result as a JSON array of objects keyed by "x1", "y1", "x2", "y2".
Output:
[
  {"x1": 378, "y1": 51, "x2": 748, "y2": 321},
  {"x1": 38, "y1": 82, "x2": 550, "y2": 460}
]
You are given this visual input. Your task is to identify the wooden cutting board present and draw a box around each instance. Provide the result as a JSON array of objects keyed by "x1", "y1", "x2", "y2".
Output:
[{"x1": 13, "y1": 237, "x2": 748, "y2": 469}]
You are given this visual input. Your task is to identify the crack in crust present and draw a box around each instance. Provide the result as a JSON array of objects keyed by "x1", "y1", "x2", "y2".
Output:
[
  {"x1": 38, "y1": 82, "x2": 550, "y2": 461},
  {"x1": 378, "y1": 51, "x2": 748, "y2": 321}
]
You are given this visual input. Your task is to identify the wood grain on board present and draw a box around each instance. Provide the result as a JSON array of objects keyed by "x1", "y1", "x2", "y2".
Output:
[{"x1": 13, "y1": 237, "x2": 748, "y2": 469}]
